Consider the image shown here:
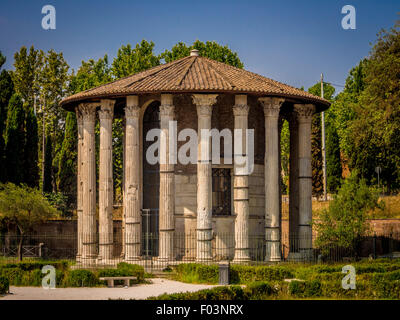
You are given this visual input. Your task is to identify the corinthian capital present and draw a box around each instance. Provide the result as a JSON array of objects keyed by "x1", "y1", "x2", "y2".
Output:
[
  {"x1": 79, "y1": 103, "x2": 97, "y2": 122},
  {"x1": 233, "y1": 104, "x2": 250, "y2": 117},
  {"x1": 98, "y1": 99, "x2": 115, "y2": 120},
  {"x1": 192, "y1": 94, "x2": 218, "y2": 107},
  {"x1": 125, "y1": 95, "x2": 140, "y2": 118},
  {"x1": 160, "y1": 105, "x2": 175, "y2": 117},
  {"x1": 259, "y1": 97, "x2": 285, "y2": 117},
  {"x1": 293, "y1": 104, "x2": 315, "y2": 122},
  {"x1": 160, "y1": 94, "x2": 174, "y2": 117}
]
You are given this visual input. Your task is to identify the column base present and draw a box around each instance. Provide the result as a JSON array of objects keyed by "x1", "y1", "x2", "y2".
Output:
[
  {"x1": 80, "y1": 255, "x2": 98, "y2": 266},
  {"x1": 233, "y1": 249, "x2": 251, "y2": 263},
  {"x1": 196, "y1": 257, "x2": 213, "y2": 263},
  {"x1": 264, "y1": 256, "x2": 281, "y2": 262},
  {"x1": 157, "y1": 256, "x2": 175, "y2": 262},
  {"x1": 124, "y1": 256, "x2": 141, "y2": 262}
]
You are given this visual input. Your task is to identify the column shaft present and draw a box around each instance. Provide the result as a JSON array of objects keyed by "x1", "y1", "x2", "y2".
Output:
[
  {"x1": 158, "y1": 94, "x2": 175, "y2": 261},
  {"x1": 233, "y1": 95, "x2": 250, "y2": 262},
  {"x1": 289, "y1": 113, "x2": 300, "y2": 253},
  {"x1": 193, "y1": 94, "x2": 218, "y2": 262},
  {"x1": 98, "y1": 100, "x2": 115, "y2": 262},
  {"x1": 81, "y1": 103, "x2": 97, "y2": 265},
  {"x1": 260, "y1": 97, "x2": 284, "y2": 262},
  {"x1": 294, "y1": 104, "x2": 315, "y2": 260},
  {"x1": 124, "y1": 96, "x2": 141, "y2": 261},
  {"x1": 76, "y1": 108, "x2": 83, "y2": 262}
]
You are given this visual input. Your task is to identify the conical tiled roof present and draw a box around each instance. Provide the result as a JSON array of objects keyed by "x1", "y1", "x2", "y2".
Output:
[{"x1": 61, "y1": 54, "x2": 330, "y2": 110}]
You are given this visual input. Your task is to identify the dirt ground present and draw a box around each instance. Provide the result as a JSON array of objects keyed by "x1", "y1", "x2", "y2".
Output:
[{"x1": 1, "y1": 278, "x2": 217, "y2": 300}]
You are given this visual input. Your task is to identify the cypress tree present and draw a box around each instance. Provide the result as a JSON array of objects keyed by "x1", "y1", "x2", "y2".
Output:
[
  {"x1": 0, "y1": 68, "x2": 14, "y2": 182},
  {"x1": 4, "y1": 93, "x2": 25, "y2": 184},
  {"x1": 24, "y1": 108, "x2": 39, "y2": 187},
  {"x1": 43, "y1": 133, "x2": 53, "y2": 193},
  {"x1": 311, "y1": 113, "x2": 323, "y2": 197},
  {"x1": 57, "y1": 112, "x2": 77, "y2": 203},
  {"x1": 326, "y1": 120, "x2": 342, "y2": 193}
]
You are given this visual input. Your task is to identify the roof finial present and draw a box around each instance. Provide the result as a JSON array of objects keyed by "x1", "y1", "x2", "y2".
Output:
[{"x1": 190, "y1": 49, "x2": 199, "y2": 57}]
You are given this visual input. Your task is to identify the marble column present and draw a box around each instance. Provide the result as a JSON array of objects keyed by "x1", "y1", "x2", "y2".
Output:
[
  {"x1": 80, "y1": 103, "x2": 97, "y2": 265},
  {"x1": 192, "y1": 94, "x2": 218, "y2": 262},
  {"x1": 294, "y1": 104, "x2": 315, "y2": 261},
  {"x1": 98, "y1": 99, "x2": 115, "y2": 262},
  {"x1": 124, "y1": 96, "x2": 141, "y2": 261},
  {"x1": 259, "y1": 97, "x2": 284, "y2": 262},
  {"x1": 158, "y1": 94, "x2": 175, "y2": 261},
  {"x1": 75, "y1": 107, "x2": 83, "y2": 263},
  {"x1": 233, "y1": 95, "x2": 251, "y2": 262}
]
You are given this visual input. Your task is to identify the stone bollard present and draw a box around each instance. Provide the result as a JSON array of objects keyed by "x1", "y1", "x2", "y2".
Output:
[{"x1": 219, "y1": 261, "x2": 230, "y2": 285}]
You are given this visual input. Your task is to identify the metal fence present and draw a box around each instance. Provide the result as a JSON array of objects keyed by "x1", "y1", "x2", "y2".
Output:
[{"x1": 1, "y1": 231, "x2": 400, "y2": 271}]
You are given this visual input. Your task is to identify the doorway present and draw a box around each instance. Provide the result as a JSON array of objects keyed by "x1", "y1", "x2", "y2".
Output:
[{"x1": 142, "y1": 101, "x2": 160, "y2": 257}]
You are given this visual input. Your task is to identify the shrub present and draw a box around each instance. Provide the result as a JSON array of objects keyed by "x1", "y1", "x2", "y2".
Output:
[
  {"x1": 0, "y1": 276, "x2": 9, "y2": 294},
  {"x1": 63, "y1": 269, "x2": 98, "y2": 287},
  {"x1": 116, "y1": 262, "x2": 145, "y2": 281},
  {"x1": 174, "y1": 263, "x2": 219, "y2": 284},
  {"x1": 149, "y1": 286, "x2": 247, "y2": 300},
  {"x1": 0, "y1": 260, "x2": 70, "y2": 271},
  {"x1": 246, "y1": 281, "x2": 276, "y2": 298},
  {"x1": 230, "y1": 265, "x2": 294, "y2": 283},
  {"x1": 288, "y1": 280, "x2": 305, "y2": 297},
  {"x1": 289, "y1": 280, "x2": 322, "y2": 298}
]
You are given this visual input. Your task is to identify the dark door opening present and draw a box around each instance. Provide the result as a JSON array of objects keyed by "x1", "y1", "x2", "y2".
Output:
[{"x1": 142, "y1": 101, "x2": 160, "y2": 257}]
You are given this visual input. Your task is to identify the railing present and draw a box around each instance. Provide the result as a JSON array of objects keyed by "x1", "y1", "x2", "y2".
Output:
[{"x1": 1, "y1": 231, "x2": 399, "y2": 271}]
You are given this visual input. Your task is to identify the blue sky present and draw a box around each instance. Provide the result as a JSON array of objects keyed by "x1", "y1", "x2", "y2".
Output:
[{"x1": 0, "y1": 0, "x2": 398, "y2": 92}]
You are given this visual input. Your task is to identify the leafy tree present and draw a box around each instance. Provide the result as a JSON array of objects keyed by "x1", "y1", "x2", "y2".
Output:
[
  {"x1": 314, "y1": 172, "x2": 383, "y2": 256},
  {"x1": 332, "y1": 60, "x2": 367, "y2": 162},
  {"x1": 112, "y1": 40, "x2": 160, "y2": 79},
  {"x1": 0, "y1": 183, "x2": 58, "y2": 260},
  {"x1": 348, "y1": 22, "x2": 400, "y2": 191},
  {"x1": 4, "y1": 93, "x2": 25, "y2": 184},
  {"x1": 11, "y1": 46, "x2": 43, "y2": 106},
  {"x1": 0, "y1": 52, "x2": 14, "y2": 182},
  {"x1": 38, "y1": 49, "x2": 70, "y2": 191},
  {"x1": 69, "y1": 55, "x2": 112, "y2": 94},
  {"x1": 57, "y1": 112, "x2": 77, "y2": 205},
  {"x1": 45, "y1": 192, "x2": 69, "y2": 218},
  {"x1": 24, "y1": 108, "x2": 39, "y2": 187},
  {"x1": 161, "y1": 40, "x2": 244, "y2": 68},
  {"x1": 43, "y1": 133, "x2": 53, "y2": 193},
  {"x1": 325, "y1": 111, "x2": 342, "y2": 192}
]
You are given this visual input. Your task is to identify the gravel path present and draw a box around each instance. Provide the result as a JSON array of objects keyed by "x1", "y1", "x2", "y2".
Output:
[{"x1": 1, "y1": 279, "x2": 217, "y2": 300}]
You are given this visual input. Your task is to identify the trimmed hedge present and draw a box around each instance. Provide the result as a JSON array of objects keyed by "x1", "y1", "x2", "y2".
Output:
[
  {"x1": 173, "y1": 264, "x2": 294, "y2": 284},
  {"x1": 63, "y1": 270, "x2": 99, "y2": 287},
  {"x1": 288, "y1": 280, "x2": 322, "y2": 298},
  {"x1": 0, "y1": 276, "x2": 9, "y2": 294},
  {"x1": 0, "y1": 260, "x2": 70, "y2": 271},
  {"x1": 230, "y1": 265, "x2": 294, "y2": 283},
  {"x1": 246, "y1": 281, "x2": 277, "y2": 299},
  {"x1": 0, "y1": 261, "x2": 145, "y2": 288},
  {"x1": 149, "y1": 286, "x2": 247, "y2": 300}
]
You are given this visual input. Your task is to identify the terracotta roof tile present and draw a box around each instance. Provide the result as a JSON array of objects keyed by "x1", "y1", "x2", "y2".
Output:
[{"x1": 61, "y1": 55, "x2": 330, "y2": 110}]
